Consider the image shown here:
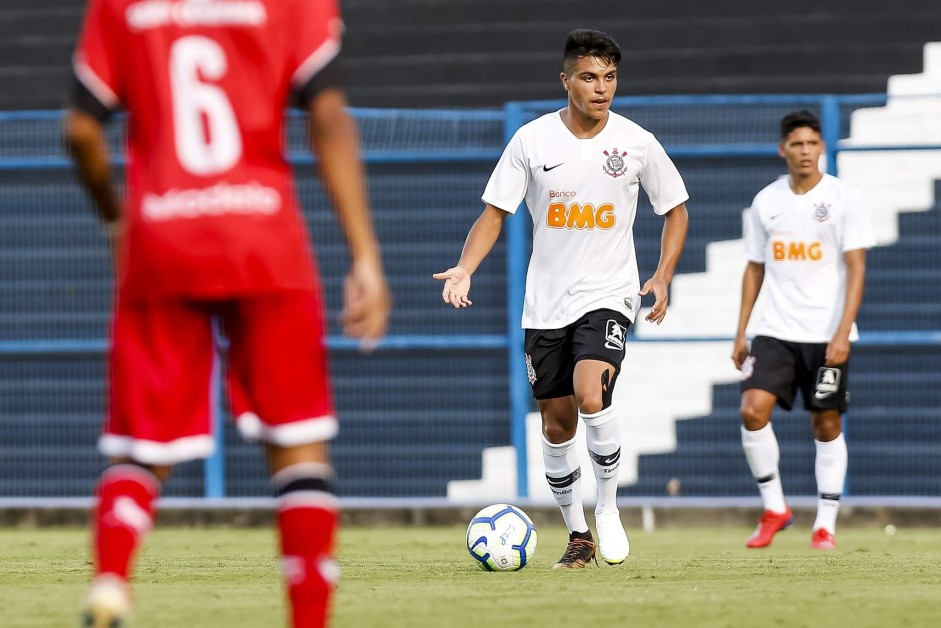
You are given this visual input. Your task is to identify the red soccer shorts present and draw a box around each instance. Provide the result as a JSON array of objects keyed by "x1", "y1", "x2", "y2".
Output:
[{"x1": 101, "y1": 291, "x2": 336, "y2": 465}]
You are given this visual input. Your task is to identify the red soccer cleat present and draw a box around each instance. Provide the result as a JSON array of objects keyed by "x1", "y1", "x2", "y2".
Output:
[
  {"x1": 810, "y1": 528, "x2": 836, "y2": 550},
  {"x1": 746, "y1": 507, "x2": 793, "y2": 548}
]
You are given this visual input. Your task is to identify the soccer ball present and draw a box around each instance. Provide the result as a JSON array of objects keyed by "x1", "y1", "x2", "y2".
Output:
[{"x1": 465, "y1": 504, "x2": 537, "y2": 571}]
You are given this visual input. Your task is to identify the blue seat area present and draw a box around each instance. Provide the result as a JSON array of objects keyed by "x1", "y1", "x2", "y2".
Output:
[
  {"x1": 0, "y1": 116, "x2": 517, "y2": 498},
  {"x1": 858, "y1": 189, "x2": 941, "y2": 331},
  {"x1": 622, "y1": 284, "x2": 941, "y2": 497},
  {"x1": 621, "y1": 182, "x2": 941, "y2": 499},
  {"x1": 0, "y1": 345, "x2": 510, "y2": 497},
  {"x1": 1, "y1": 108, "x2": 939, "y2": 498},
  {"x1": 0, "y1": 164, "x2": 512, "y2": 340}
]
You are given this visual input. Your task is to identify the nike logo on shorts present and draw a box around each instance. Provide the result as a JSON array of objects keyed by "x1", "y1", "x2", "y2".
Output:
[
  {"x1": 814, "y1": 367, "x2": 840, "y2": 401},
  {"x1": 542, "y1": 163, "x2": 564, "y2": 172}
]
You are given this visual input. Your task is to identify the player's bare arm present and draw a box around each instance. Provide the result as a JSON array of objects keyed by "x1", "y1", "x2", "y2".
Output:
[
  {"x1": 308, "y1": 88, "x2": 390, "y2": 343},
  {"x1": 433, "y1": 204, "x2": 509, "y2": 308},
  {"x1": 63, "y1": 109, "x2": 122, "y2": 256},
  {"x1": 640, "y1": 202, "x2": 689, "y2": 324},
  {"x1": 732, "y1": 261, "x2": 765, "y2": 369},
  {"x1": 827, "y1": 248, "x2": 867, "y2": 365}
]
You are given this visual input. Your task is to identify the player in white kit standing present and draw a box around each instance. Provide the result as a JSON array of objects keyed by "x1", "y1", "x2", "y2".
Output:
[
  {"x1": 435, "y1": 29, "x2": 689, "y2": 568},
  {"x1": 732, "y1": 110, "x2": 874, "y2": 550}
]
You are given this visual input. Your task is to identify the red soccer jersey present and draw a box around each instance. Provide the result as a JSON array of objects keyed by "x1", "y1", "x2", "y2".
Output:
[{"x1": 73, "y1": 0, "x2": 344, "y2": 300}]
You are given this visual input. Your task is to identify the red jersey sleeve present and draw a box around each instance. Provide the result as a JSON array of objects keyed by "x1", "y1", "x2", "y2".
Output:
[
  {"x1": 73, "y1": 0, "x2": 127, "y2": 111},
  {"x1": 289, "y1": 0, "x2": 344, "y2": 93}
]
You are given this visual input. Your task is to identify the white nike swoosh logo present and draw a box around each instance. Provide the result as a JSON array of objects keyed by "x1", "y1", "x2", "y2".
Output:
[{"x1": 814, "y1": 390, "x2": 835, "y2": 400}]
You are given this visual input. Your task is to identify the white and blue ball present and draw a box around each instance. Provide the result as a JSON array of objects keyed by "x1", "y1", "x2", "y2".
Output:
[{"x1": 465, "y1": 504, "x2": 537, "y2": 571}]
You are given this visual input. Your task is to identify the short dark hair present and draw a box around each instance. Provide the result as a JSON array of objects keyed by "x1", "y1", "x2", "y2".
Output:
[
  {"x1": 563, "y1": 29, "x2": 621, "y2": 74},
  {"x1": 780, "y1": 110, "x2": 821, "y2": 140}
]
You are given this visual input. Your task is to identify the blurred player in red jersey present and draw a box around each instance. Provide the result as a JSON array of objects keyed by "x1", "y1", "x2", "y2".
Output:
[{"x1": 65, "y1": 0, "x2": 390, "y2": 625}]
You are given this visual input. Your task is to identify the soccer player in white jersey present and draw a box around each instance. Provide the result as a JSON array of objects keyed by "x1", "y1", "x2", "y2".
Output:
[
  {"x1": 732, "y1": 110, "x2": 875, "y2": 550},
  {"x1": 435, "y1": 29, "x2": 689, "y2": 568}
]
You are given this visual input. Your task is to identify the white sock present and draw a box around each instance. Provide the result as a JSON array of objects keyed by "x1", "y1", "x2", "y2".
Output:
[
  {"x1": 813, "y1": 433, "x2": 847, "y2": 534},
  {"x1": 741, "y1": 424, "x2": 787, "y2": 514},
  {"x1": 581, "y1": 406, "x2": 621, "y2": 514},
  {"x1": 542, "y1": 436, "x2": 589, "y2": 533}
]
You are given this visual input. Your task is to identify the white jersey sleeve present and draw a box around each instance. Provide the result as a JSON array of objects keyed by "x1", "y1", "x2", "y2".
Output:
[
  {"x1": 743, "y1": 196, "x2": 768, "y2": 263},
  {"x1": 640, "y1": 133, "x2": 689, "y2": 215},
  {"x1": 481, "y1": 130, "x2": 528, "y2": 214},
  {"x1": 840, "y1": 184, "x2": 876, "y2": 252}
]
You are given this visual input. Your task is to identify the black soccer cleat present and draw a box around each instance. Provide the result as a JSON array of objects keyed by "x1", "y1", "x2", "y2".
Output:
[{"x1": 552, "y1": 530, "x2": 598, "y2": 569}]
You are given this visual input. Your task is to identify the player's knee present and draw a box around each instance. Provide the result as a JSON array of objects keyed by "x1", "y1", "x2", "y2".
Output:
[
  {"x1": 574, "y1": 367, "x2": 616, "y2": 414},
  {"x1": 574, "y1": 393, "x2": 604, "y2": 415},
  {"x1": 147, "y1": 464, "x2": 172, "y2": 483},
  {"x1": 812, "y1": 413, "x2": 842, "y2": 441},
  {"x1": 542, "y1": 422, "x2": 575, "y2": 444},
  {"x1": 740, "y1": 404, "x2": 770, "y2": 431},
  {"x1": 813, "y1": 426, "x2": 840, "y2": 442},
  {"x1": 575, "y1": 382, "x2": 614, "y2": 414},
  {"x1": 112, "y1": 458, "x2": 172, "y2": 483}
]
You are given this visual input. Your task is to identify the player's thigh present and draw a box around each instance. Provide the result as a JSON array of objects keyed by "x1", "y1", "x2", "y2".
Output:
[
  {"x1": 223, "y1": 291, "x2": 336, "y2": 446},
  {"x1": 797, "y1": 343, "x2": 850, "y2": 413},
  {"x1": 524, "y1": 327, "x2": 575, "y2": 400},
  {"x1": 740, "y1": 335, "x2": 799, "y2": 411},
  {"x1": 107, "y1": 299, "x2": 215, "y2": 462},
  {"x1": 570, "y1": 309, "x2": 630, "y2": 408}
]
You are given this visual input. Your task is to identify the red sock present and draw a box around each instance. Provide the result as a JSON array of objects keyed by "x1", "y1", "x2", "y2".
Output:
[
  {"x1": 93, "y1": 464, "x2": 159, "y2": 580},
  {"x1": 275, "y1": 465, "x2": 339, "y2": 628}
]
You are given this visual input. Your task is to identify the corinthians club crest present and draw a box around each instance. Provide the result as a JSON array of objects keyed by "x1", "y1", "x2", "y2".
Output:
[
  {"x1": 602, "y1": 147, "x2": 628, "y2": 178},
  {"x1": 524, "y1": 353, "x2": 537, "y2": 385},
  {"x1": 813, "y1": 201, "x2": 831, "y2": 222}
]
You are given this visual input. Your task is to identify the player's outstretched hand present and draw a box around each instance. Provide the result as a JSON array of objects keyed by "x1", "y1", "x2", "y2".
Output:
[
  {"x1": 639, "y1": 277, "x2": 669, "y2": 324},
  {"x1": 342, "y1": 259, "x2": 390, "y2": 351},
  {"x1": 433, "y1": 266, "x2": 473, "y2": 308},
  {"x1": 731, "y1": 336, "x2": 749, "y2": 370}
]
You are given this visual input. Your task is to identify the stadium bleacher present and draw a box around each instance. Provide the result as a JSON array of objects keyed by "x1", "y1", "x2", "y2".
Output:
[
  {"x1": 2, "y1": 0, "x2": 941, "y2": 110},
  {"x1": 0, "y1": 116, "x2": 513, "y2": 497},
  {"x1": 0, "y1": 2, "x2": 939, "y2": 500},
  {"x1": 624, "y1": 191, "x2": 941, "y2": 497}
]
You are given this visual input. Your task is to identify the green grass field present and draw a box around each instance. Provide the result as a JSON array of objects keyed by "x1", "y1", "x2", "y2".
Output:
[{"x1": 2, "y1": 525, "x2": 940, "y2": 627}]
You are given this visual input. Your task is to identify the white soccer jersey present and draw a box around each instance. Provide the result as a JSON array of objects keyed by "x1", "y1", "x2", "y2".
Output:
[
  {"x1": 744, "y1": 174, "x2": 875, "y2": 343},
  {"x1": 482, "y1": 110, "x2": 688, "y2": 329}
]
